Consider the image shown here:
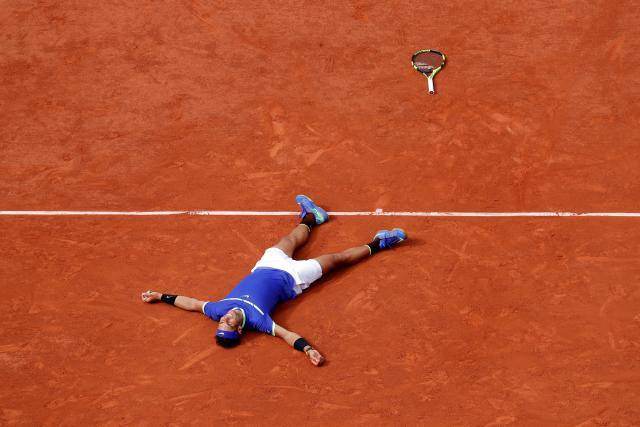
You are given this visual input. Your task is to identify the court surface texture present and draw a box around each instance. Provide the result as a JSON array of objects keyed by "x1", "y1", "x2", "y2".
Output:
[{"x1": 2, "y1": 1, "x2": 640, "y2": 425}]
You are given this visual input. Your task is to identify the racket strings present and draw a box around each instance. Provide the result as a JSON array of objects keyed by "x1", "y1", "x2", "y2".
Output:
[{"x1": 412, "y1": 51, "x2": 444, "y2": 74}]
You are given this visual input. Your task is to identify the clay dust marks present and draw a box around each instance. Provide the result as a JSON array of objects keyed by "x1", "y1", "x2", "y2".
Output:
[
  {"x1": 178, "y1": 347, "x2": 216, "y2": 371},
  {"x1": 267, "y1": 105, "x2": 289, "y2": 164}
]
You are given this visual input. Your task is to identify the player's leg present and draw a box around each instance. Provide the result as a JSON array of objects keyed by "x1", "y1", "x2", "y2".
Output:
[
  {"x1": 274, "y1": 195, "x2": 329, "y2": 257},
  {"x1": 314, "y1": 245, "x2": 371, "y2": 274},
  {"x1": 314, "y1": 228, "x2": 407, "y2": 275},
  {"x1": 273, "y1": 224, "x2": 312, "y2": 257}
]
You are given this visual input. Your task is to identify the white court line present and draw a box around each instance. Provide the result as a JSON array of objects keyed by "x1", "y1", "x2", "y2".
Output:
[{"x1": 0, "y1": 210, "x2": 639, "y2": 217}]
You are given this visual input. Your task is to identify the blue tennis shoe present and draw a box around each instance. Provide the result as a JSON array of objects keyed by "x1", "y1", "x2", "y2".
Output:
[
  {"x1": 374, "y1": 228, "x2": 407, "y2": 249},
  {"x1": 295, "y1": 195, "x2": 329, "y2": 225}
]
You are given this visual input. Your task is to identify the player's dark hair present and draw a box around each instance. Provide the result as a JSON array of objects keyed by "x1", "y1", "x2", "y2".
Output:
[{"x1": 215, "y1": 335, "x2": 240, "y2": 348}]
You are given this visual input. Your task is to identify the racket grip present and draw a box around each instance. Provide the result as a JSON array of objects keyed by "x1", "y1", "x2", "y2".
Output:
[{"x1": 428, "y1": 78, "x2": 435, "y2": 94}]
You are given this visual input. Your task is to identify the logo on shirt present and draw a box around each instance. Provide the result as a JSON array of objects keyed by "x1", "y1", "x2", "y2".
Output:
[{"x1": 241, "y1": 294, "x2": 250, "y2": 299}]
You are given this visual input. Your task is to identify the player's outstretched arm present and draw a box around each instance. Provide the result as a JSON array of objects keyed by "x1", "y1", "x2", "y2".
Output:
[
  {"x1": 274, "y1": 324, "x2": 325, "y2": 367},
  {"x1": 141, "y1": 290, "x2": 205, "y2": 312}
]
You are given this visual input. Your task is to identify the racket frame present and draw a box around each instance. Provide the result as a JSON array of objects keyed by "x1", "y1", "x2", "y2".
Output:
[{"x1": 411, "y1": 49, "x2": 446, "y2": 94}]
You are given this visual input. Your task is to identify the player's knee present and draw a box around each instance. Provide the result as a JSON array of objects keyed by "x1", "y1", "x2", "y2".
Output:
[
  {"x1": 274, "y1": 236, "x2": 293, "y2": 252},
  {"x1": 328, "y1": 253, "x2": 346, "y2": 269},
  {"x1": 335, "y1": 252, "x2": 349, "y2": 264}
]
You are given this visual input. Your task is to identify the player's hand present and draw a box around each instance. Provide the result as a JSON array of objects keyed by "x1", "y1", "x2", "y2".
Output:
[
  {"x1": 306, "y1": 349, "x2": 325, "y2": 366},
  {"x1": 141, "y1": 290, "x2": 162, "y2": 303}
]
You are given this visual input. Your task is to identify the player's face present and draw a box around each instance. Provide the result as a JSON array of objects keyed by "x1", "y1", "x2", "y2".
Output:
[{"x1": 219, "y1": 309, "x2": 242, "y2": 332}]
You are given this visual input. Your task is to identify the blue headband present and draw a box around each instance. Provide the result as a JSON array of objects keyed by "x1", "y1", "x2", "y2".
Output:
[{"x1": 216, "y1": 329, "x2": 240, "y2": 341}]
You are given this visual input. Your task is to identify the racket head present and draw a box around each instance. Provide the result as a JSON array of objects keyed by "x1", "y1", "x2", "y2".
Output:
[{"x1": 411, "y1": 49, "x2": 446, "y2": 78}]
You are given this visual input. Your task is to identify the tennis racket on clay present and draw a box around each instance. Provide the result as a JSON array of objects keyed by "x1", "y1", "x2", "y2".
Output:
[{"x1": 411, "y1": 49, "x2": 446, "y2": 94}]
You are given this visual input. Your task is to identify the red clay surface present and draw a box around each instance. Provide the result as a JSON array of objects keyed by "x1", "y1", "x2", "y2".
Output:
[{"x1": 2, "y1": 1, "x2": 640, "y2": 425}]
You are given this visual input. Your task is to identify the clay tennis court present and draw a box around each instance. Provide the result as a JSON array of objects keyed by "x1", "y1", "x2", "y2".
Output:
[{"x1": 2, "y1": 1, "x2": 640, "y2": 425}]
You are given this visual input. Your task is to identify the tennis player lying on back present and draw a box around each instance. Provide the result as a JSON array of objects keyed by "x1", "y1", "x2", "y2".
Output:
[{"x1": 141, "y1": 195, "x2": 406, "y2": 366}]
